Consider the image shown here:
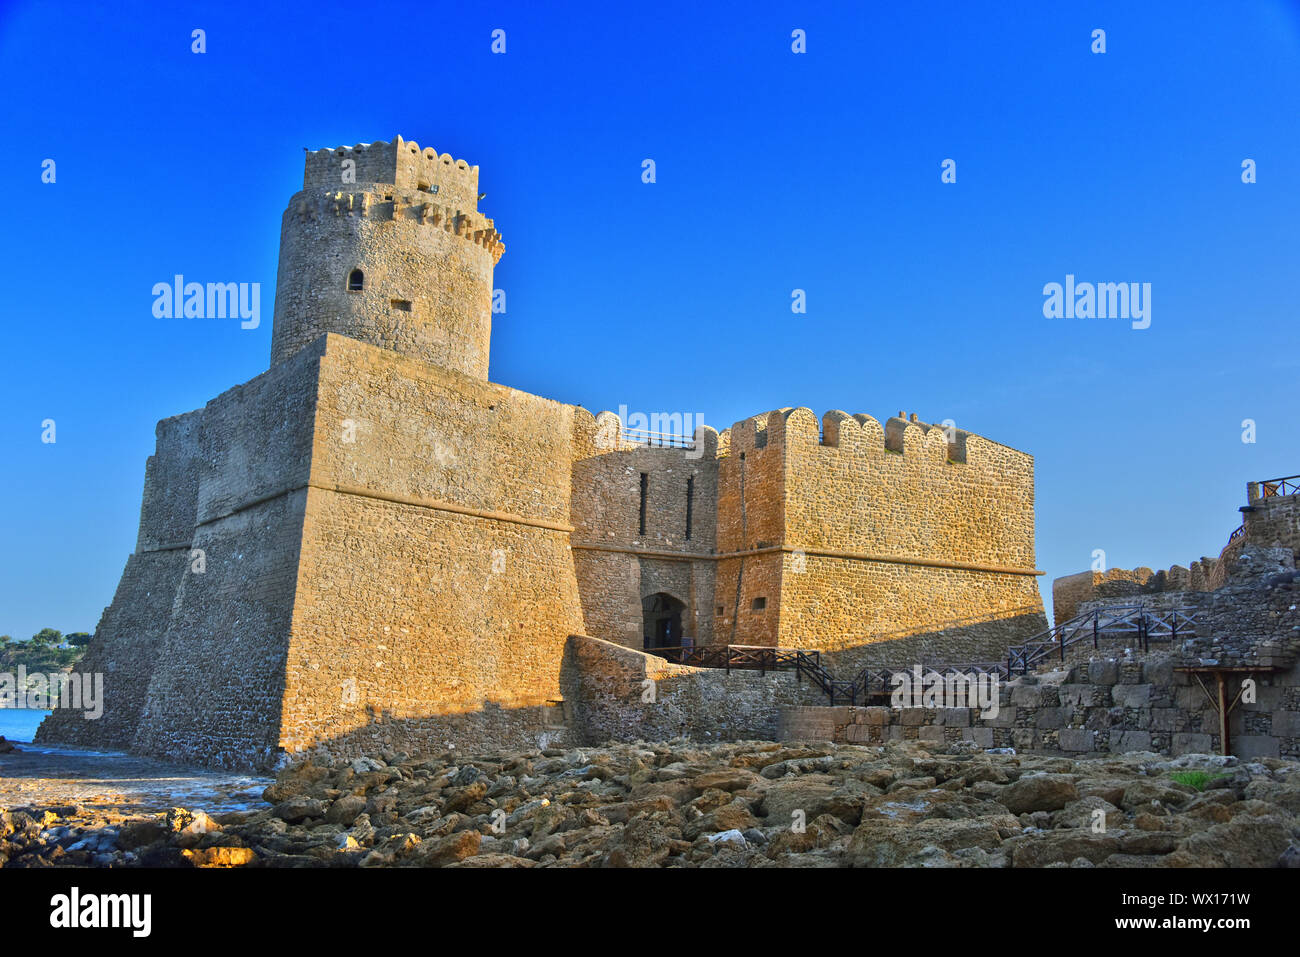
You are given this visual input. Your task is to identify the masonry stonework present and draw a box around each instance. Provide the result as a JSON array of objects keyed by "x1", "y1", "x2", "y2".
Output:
[{"x1": 38, "y1": 138, "x2": 1050, "y2": 769}]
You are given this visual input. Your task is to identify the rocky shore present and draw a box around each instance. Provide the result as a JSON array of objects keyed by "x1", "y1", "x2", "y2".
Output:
[{"x1": 3, "y1": 739, "x2": 1300, "y2": 868}]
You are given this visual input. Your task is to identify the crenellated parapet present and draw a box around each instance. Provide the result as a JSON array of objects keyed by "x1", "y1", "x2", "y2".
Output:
[
  {"x1": 303, "y1": 136, "x2": 481, "y2": 212},
  {"x1": 289, "y1": 188, "x2": 504, "y2": 264},
  {"x1": 712, "y1": 406, "x2": 1038, "y2": 570},
  {"x1": 271, "y1": 136, "x2": 503, "y2": 377},
  {"x1": 719, "y1": 407, "x2": 1024, "y2": 473}
]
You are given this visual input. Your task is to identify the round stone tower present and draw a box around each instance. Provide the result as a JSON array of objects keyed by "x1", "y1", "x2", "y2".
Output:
[{"x1": 269, "y1": 136, "x2": 504, "y2": 378}]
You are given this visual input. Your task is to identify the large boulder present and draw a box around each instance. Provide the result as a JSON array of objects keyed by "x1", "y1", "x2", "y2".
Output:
[
  {"x1": 1164, "y1": 813, "x2": 1299, "y2": 867},
  {"x1": 325, "y1": 794, "x2": 368, "y2": 827},
  {"x1": 1005, "y1": 831, "x2": 1120, "y2": 867},
  {"x1": 759, "y1": 775, "x2": 840, "y2": 824},
  {"x1": 271, "y1": 796, "x2": 327, "y2": 824},
  {"x1": 847, "y1": 818, "x2": 1004, "y2": 867},
  {"x1": 996, "y1": 773, "x2": 1079, "y2": 814}
]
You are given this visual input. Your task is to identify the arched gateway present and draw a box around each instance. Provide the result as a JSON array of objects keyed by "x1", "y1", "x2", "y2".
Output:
[{"x1": 642, "y1": 592, "x2": 686, "y2": 651}]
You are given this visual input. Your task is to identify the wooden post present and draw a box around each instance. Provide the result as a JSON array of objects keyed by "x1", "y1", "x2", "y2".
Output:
[{"x1": 1217, "y1": 672, "x2": 1230, "y2": 757}]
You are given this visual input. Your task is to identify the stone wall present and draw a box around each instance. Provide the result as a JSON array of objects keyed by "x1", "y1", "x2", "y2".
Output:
[
  {"x1": 1052, "y1": 484, "x2": 1300, "y2": 624},
  {"x1": 278, "y1": 334, "x2": 586, "y2": 764},
  {"x1": 780, "y1": 654, "x2": 1300, "y2": 760},
  {"x1": 562, "y1": 634, "x2": 821, "y2": 743},
  {"x1": 1244, "y1": 485, "x2": 1300, "y2": 552},
  {"x1": 36, "y1": 410, "x2": 204, "y2": 750},
  {"x1": 713, "y1": 413, "x2": 787, "y2": 647},
  {"x1": 785, "y1": 544, "x2": 1300, "y2": 760},
  {"x1": 717, "y1": 407, "x2": 1047, "y2": 667},
  {"x1": 131, "y1": 341, "x2": 326, "y2": 768},
  {"x1": 569, "y1": 411, "x2": 718, "y2": 649}
]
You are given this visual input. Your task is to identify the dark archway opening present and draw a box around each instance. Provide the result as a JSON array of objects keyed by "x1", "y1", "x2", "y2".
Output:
[{"x1": 642, "y1": 592, "x2": 686, "y2": 651}]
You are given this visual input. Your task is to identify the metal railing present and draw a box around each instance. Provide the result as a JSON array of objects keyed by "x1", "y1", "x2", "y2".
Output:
[
  {"x1": 623, "y1": 429, "x2": 695, "y2": 450},
  {"x1": 651, "y1": 644, "x2": 815, "y2": 674},
  {"x1": 1260, "y1": 474, "x2": 1300, "y2": 498},
  {"x1": 1228, "y1": 523, "x2": 1246, "y2": 544},
  {"x1": 1003, "y1": 603, "x2": 1197, "y2": 677},
  {"x1": 650, "y1": 603, "x2": 1199, "y2": 705}
]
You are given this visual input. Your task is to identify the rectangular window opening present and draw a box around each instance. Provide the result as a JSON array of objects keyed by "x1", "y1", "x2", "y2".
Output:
[
  {"x1": 638, "y1": 473, "x2": 648, "y2": 536},
  {"x1": 390, "y1": 299, "x2": 412, "y2": 311},
  {"x1": 685, "y1": 477, "x2": 694, "y2": 541},
  {"x1": 751, "y1": 597, "x2": 767, "y2": 612}
]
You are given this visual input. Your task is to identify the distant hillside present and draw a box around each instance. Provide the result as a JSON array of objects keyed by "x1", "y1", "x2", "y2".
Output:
[{"x1": 0, "y1": 629, "x2": 90, "y2": 674}]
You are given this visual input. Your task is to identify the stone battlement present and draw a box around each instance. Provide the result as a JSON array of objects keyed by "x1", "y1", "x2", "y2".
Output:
[
  {"x1": 289, "y1": 188, "x2": 504, "y2": 264},
  {"x1": 717, "y1": 408, "x2": 1016, "y2": 468},
  {"x1": 303, "y1": 136, "x2": 480, "y2": 211}
]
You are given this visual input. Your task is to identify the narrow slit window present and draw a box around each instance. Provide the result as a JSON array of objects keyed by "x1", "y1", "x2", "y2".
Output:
[
  {"x1": 685, "y1": 476, "x2": 694, "y2": 540},
  {"x1": 638, "y1": 473, "x2": 648, "y2": 536},
  {"x1": 347, "y1": 269, "x2": 364, "y2": 291}
]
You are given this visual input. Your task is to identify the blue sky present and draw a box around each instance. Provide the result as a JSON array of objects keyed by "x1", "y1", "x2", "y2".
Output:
[{"x1": 2, "y1": 0, "x2": 1298, "y2": 639}]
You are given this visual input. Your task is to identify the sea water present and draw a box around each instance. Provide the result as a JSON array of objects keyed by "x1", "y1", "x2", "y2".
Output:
[{"x1": 0, "y1": 708, "x2": 51, "y2": 743}]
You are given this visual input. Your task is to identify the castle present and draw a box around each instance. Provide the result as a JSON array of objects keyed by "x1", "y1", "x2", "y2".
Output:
[{"x1": 38, "y1": 137, "x2": 1048, "y2": 769}]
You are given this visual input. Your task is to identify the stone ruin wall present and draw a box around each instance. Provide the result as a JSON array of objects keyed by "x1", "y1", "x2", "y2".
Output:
[
  {"x1": 1052, "y1": 487, "x2": 1300, "y2": 625},
  {"x1": 783, "y1": 547, "x2": 1300, "y2": 763},
  {"x1": 780, "y1": 543, "x2": 1300, "y2": 762},
  {"x1": 563, "y1": 635, "x2": 824, "y2": 744},
  {"x1": 779, "y1": 651, "x2": 1300, "y2": 761},
  {"x1": 780, "y1": 538, "x2": 1300, "y2": 764}
]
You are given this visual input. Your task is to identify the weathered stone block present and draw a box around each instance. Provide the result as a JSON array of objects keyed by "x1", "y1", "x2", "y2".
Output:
[
  {"x1": 1146, "y1": 659, "x2": 1175, "y2": 686},
  {"x1": 1232, "y1": 735, "x2": 1279, "y2": 760},
  {"x1": 844, "y1": 724, "x2": 872, "y2": 744},
  {"x1": 1087, "y1": 660, "x2": 1119, "y2": 685},
  {"x1": 1148, "y1": 708, "x2": 1181, "y2": 732},
  {"x1": 899, "y1": 708, "x2": 926, "y2": 727},
  {"x1": 1271, "y1": 711, "x2": 1300, "y2": 737},
  {"x1": 938, "y1": 707, "x2": 971, "y2": 728},
  {"x1": 1059, "y1": 684, "x2": 1096, "y2": 708},
  {"x1": 1109, "y1": 730, "x2": 1151, "y2": 752},
  {"x1": 1112, "y1": 684, "x2": 1152, "y2": 709},
  {"x1": 1171, "y1": 733, "x2": 1214, "y2": 755},
  {"x1": 962, "y1": 727, "x2": 994, "y2": 748},
  {"x1": 1011, "y1": 683, "x2": 1042, "y2": 707},
  {"x1": 1058, "y1": 728, "x2": 1096, "y2": 752},
  {"x1": 1174, "y1": 686, "x2": 1206, "y2": 711},
  {"x1": 1083, "y1": 708, "x2": 1112, "y2": 731},
  {"x1": 1034, "y1": 707, "x2": 1063, "y2": 730}
]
